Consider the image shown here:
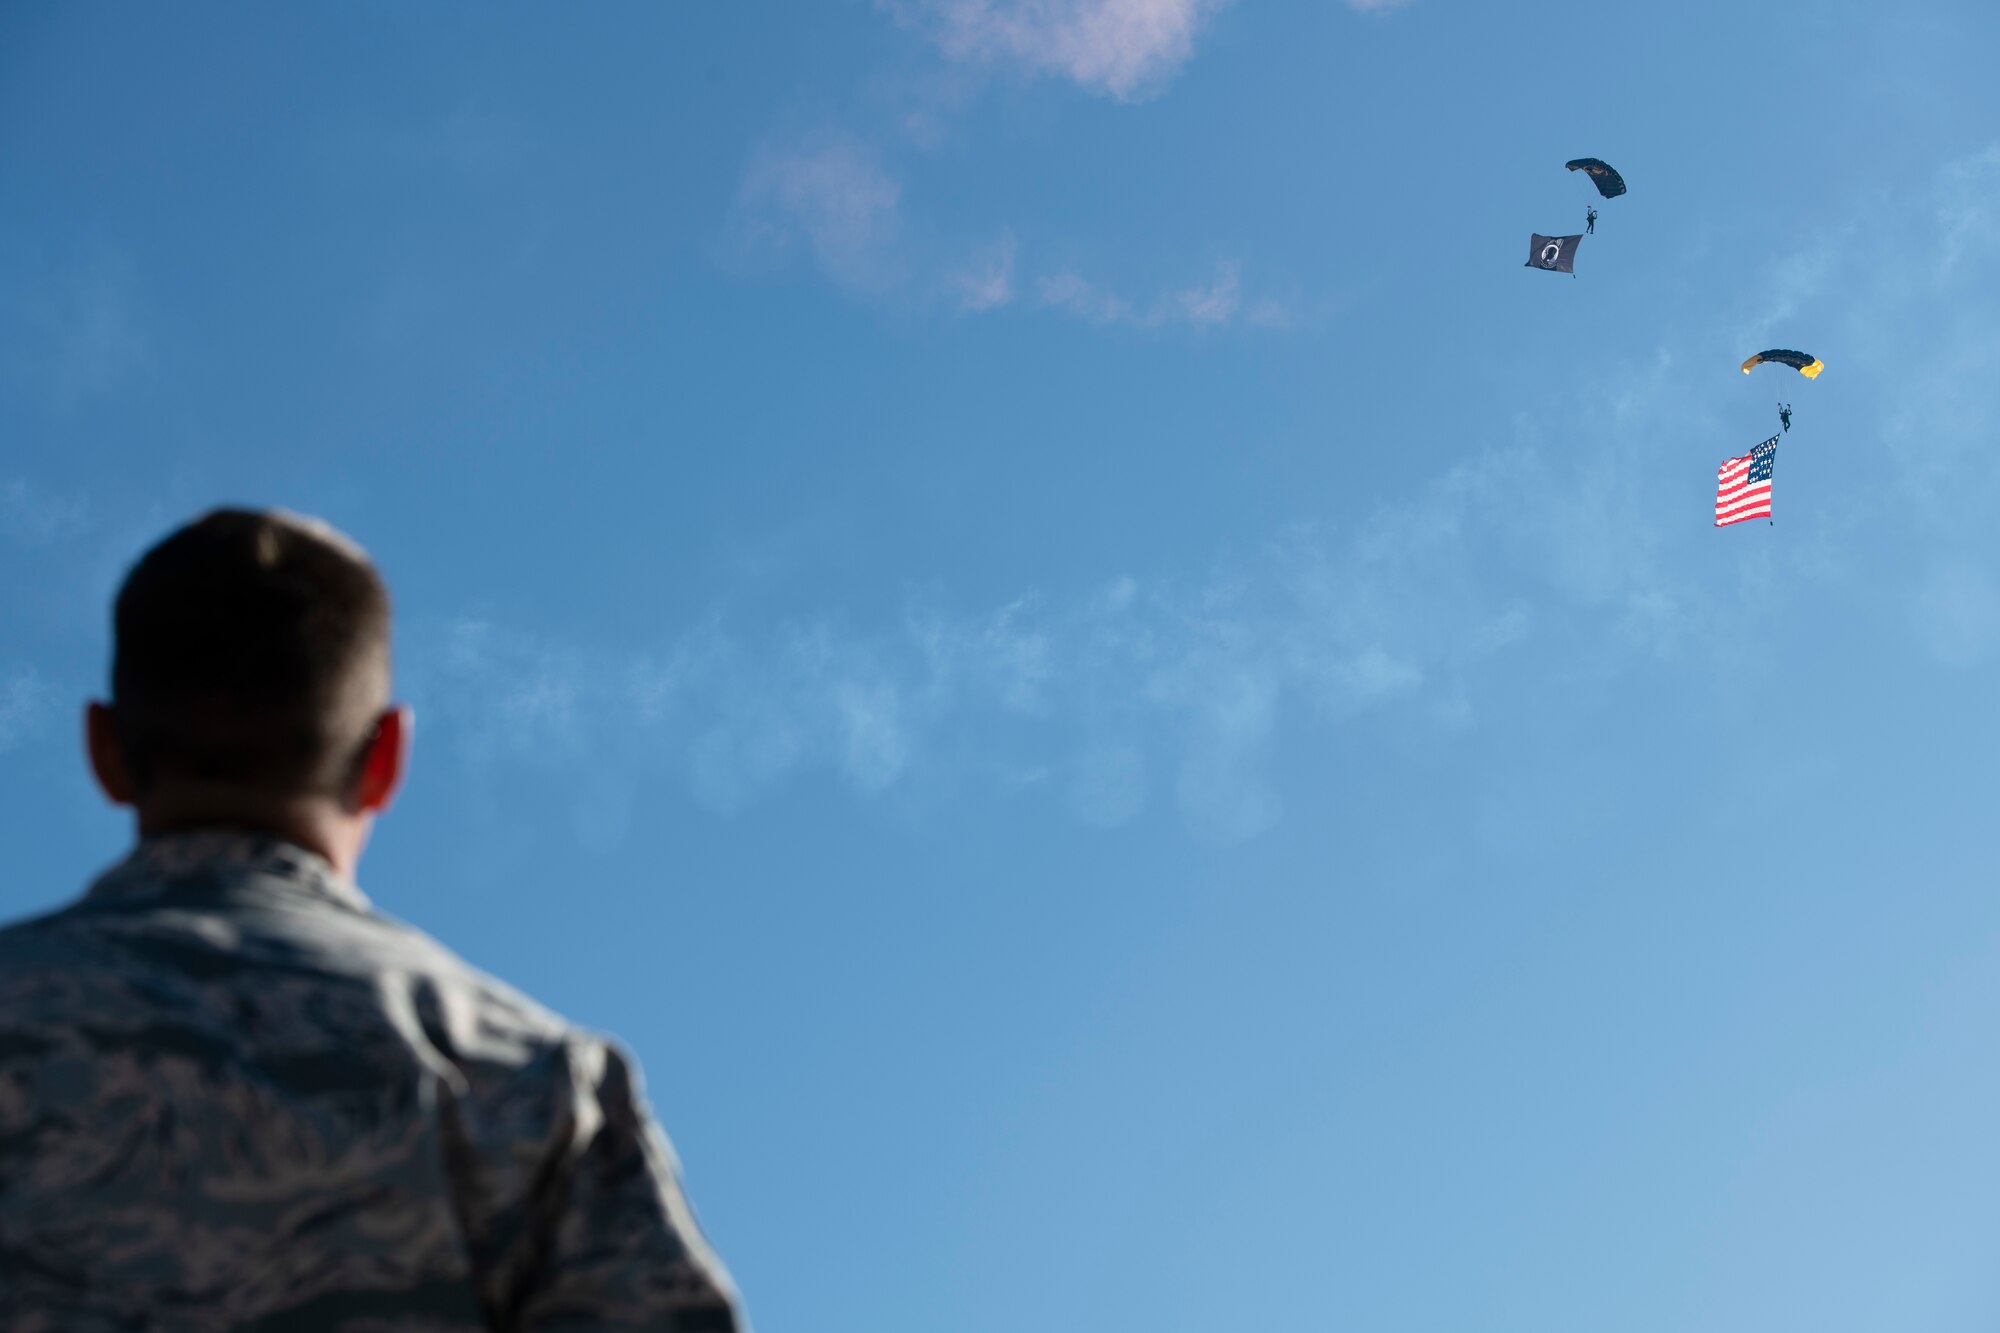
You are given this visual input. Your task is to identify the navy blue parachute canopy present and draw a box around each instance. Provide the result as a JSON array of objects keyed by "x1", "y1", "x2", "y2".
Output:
[{"x1": 1565, "y1": 158, "x2": 1627, "y2": 198}]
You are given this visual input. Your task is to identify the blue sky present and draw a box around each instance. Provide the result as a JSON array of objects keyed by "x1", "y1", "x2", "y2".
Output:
[{"x1": 5, "y1": 1, "x2": 2000, "y2": 1327}]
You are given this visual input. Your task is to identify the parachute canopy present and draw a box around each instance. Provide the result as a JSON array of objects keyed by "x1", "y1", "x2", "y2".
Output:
[
  {"x1": 1565, "y1": 158, "x2": 1627, "y2": 198},
  {"x1": 1741, "y1": 349, "x2": 1825, "y2": 379}
]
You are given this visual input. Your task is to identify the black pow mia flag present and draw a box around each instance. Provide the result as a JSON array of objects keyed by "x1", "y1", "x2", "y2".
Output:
[{"x1": 1525, "y1": 233, "x2": 1582, "y2": 273}]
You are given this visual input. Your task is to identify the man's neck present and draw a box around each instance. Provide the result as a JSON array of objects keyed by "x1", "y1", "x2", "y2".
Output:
[{"x1": 133, "y1": 789, "x2": 367, "y2": 878}]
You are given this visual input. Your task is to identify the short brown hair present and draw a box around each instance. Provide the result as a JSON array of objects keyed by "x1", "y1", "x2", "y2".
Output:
[{"x1": 111, "y1": 509, "x2": 392, "y2": 795}]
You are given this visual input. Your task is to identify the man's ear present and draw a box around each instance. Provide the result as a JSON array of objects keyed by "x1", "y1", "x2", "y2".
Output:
[
  {"x1": 86, "y1": 701, "x2": 137, "y2": 806},
  {"x1": 351, "y1": 705, "x2": 411, "y2": 815}
]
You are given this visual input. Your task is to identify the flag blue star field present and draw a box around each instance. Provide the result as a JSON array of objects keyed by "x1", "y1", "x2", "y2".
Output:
[{"x1": 1716, "y1": 436, "x2": 1779, "y2": 527}]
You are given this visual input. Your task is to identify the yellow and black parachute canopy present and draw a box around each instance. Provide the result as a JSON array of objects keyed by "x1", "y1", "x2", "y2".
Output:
[
  {"x1": 1564, "y1": 158, "x2": 1627, "y2": 198},
  {"x1": 1741, "y1": 349, "x2": 1825, "y2": 379}
]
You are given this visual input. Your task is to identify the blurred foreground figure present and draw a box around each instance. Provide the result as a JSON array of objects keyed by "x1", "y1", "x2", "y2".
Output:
[{"x1": 0, "y1": 510, "x2": 742, "y2": 1332}]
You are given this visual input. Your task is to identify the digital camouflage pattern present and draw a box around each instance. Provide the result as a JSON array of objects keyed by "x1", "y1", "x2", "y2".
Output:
[{"x1": 0, "y1": 831, "x2": 742, "y2": 1332}]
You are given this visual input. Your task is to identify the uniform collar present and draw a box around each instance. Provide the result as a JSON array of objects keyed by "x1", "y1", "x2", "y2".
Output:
[{"x1": 86, "y1": 828, "x2": 372, "y2": 911}]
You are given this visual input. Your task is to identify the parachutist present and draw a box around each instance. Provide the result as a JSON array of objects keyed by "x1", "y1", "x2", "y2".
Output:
[
  {"x1": 1585, "y1": 206, "x2": 1597, "y2": 234},
  {"x1": 1779, "y1": 402, "x2": 1792, "y2": 432}
]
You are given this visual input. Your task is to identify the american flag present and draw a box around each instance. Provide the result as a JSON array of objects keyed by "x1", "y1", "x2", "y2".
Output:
[{"x1": 1715, "y1": 436, "x2": 1778, "y2": 527}]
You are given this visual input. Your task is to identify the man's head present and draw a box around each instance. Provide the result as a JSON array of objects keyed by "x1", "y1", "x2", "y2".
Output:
[{"x1": 87, "y1": 509, "x2": 409, "y2": 873}]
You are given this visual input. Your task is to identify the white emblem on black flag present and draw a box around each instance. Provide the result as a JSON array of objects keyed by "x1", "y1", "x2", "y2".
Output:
[{"x1": 1525, "y1": 232, "x2": 1582, "y2": 274}]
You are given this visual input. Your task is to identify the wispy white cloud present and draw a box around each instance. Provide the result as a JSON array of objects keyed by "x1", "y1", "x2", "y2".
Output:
[
  {"x1": 1821, "y1": 144, "x2": 2000, "y2": 619},
  {"x1": 727, "y1": 134, "x2": 1297, "y2": 330},
  {"x1": 734, "y1": 132, "x2": 906, "y2": 293},
  {"x1": 0, "y1": 479, "x2": 93, "y2": 548},
  {"x1": 9, "y1": 258, "x2": 150, "y2": 410},
  {"x1": 721, "y1": 1, "x2": 1302, "y2": 329},
  {"x1": 412, "y1": 104, "x2": 540, "y2": 184},
  {"x1": 891, "y1": 0, "x2": 1233, "y2": 101},
  {"x1": 0, "y1": 668, "x2": 56, "y2": 755},
  {"x1": 1733, "y1": 227, "x2": 1852, "y2": 353},
  {"x1": 1164, "y1": 264, "x2": 1244, "y2": 326},
  {"x1": 1936, "y1": 143, "x2": 2000, "y2": 276},
  {"x1": 948, "y1": 229, "x2": 1019, "y2": 311},
  {"x1": 401, "y1": 488, "x2": 1548, "y2": 843},
  {"x1": 1037, "y1": 270, "x2": 1135, "y2": 324},
  {"x1": 1913, "y1": 563, "x2": 2000, "y2": 667},
  {"x1": 1038, "y1": 260, "x2": 1289, "y2": 329},
  {"x1": 1067, "y1": 740, "x2": 1148, "y2": 827},
  {"x1": 0, "y1": 474, "x2": 195, "y2": 650},
  {"x1": 1879, "y1": 326, "x2": 2000, "y2": 529}
]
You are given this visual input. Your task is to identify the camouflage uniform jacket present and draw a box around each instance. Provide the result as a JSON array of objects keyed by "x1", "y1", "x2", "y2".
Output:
[{"x1": 0, "y1": 830, "x2": 742, "y2": 1332}]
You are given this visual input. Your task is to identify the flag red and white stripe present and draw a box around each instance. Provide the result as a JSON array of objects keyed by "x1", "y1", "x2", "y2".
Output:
[{"x1": 1715, "y1": 451, "x2": 1772, "y2": 527}]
